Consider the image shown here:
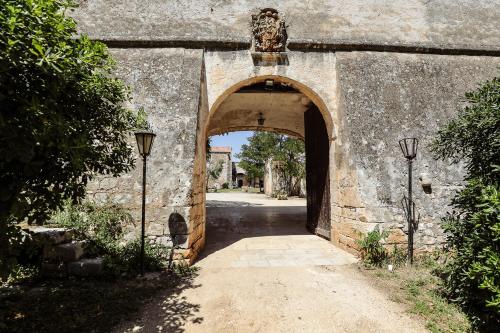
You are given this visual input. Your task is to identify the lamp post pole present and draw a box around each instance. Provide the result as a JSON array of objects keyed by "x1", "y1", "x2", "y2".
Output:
[
  {"x1": 399, "y1": 137, "x2": 418, "y2": 266},
  {"x1": 140, "y1": 155, "x2": 147, "y2": 276},
  {"x1": 407, "y1": 157, "x2": 414, "y2": 265},
  {"x1": 134, "y1": 130, "x2": 156, "y2": 276}
]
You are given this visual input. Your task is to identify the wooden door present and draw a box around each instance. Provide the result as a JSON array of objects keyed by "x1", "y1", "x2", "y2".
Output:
[{"x1": 304, "y1": 106, "x2": 331, "y2": 239}]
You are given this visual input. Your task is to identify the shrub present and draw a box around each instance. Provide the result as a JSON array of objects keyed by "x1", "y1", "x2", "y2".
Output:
[
  {"x1": 433, "y1": 76, "x2": 500, "y2": 330},
  {"x1": 439, "y1": 182, "x2": 499, "y2": 329},
  {"x1": 51, "y1": 201, "x2": 171, "y2": 277},
  {"x1": 390, "y1": 245, "x2": 408, "y2": 268},
  {"x1": 356, "y1": 226, "x2": 389, "y2": 267},
  {"x1": 222, "y1": 182, "x2": 229, "y2": 189},
  {"x1": 103, "y1": 239, "x2": 170, "y2": 277},
  {"x1": 0, "y1": 0, "x2": 138, "y2": 277}
]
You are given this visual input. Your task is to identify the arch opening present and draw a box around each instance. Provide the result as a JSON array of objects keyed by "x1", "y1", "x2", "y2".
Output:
[{"x1": 197, "y1": 76, "x2": 333, "y2": 260}]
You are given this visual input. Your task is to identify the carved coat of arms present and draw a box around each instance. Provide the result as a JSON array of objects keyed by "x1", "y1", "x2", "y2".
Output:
[{"x1": 252, "y1": 9, "x2": 287, "y2": 52}]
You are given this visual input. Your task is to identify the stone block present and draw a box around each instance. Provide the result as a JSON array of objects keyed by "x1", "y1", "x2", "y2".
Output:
[
  {"x1": 68, "y1": 258, "x2": 104, "y2": 276},
  {"x1": 28, "y1": 226, "x2": 73, "y2": 245},
  {"x1": 41, "y1": 262, "x2": 67, "y2": 278},
  {"x1": 386, "y1": 229, "x2": 407, "y2": 244},
  {"x1": 44, "y1": 241, "x2": 85, "y2": 262}
]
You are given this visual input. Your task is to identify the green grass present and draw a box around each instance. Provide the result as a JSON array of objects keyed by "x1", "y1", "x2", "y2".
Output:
[{"x1": 360, "y1": 257, "x2": 472, "y2": 333}]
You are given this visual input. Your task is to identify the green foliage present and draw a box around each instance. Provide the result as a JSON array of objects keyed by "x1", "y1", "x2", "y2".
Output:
[
  {"x1": 390, "y1": 245, "x2": 408, "y2": 267},
  {"x1": 222, "y1": 182, "x2": 229, "y2": 189},
  {"x1": 51, "y1": 201, "x2": 131, "y2": 256},
  {"x1": 103, "y1": 239, "x2": 170, "y2": 277},
  {"x1": 237, "y1": 132, "x2": 305, "y2": 195},
  {"x1": 51, "y1": 201, "x2": 170, "y2": 276},
  {"x1": 433, "y1": 77, "x2": 500, "y2": 330},
  {"x1": 2, "y1": 263, "x2": 39, "y2": 286},
  {"x1": 432, "y1": 77, "x2": 499, "y2": 184},
  {"x1": 440, "y1": 183, "x2": 500, "y2": 329},
  {"x1": 0, "y1": 0, "x2": 138, "y2": 275},
  {"x1": 356, "y1": 226, "x2": 389, "y2": 267}
]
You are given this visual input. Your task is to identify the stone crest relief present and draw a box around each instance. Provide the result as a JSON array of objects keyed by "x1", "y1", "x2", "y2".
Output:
[{"x1": 252, "y1": 8, "x2": 287, "y2": 52}]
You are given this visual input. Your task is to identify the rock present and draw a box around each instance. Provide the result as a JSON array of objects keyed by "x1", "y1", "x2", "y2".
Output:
[
  {"x1": 41, "y1": 262, "x2": 67, "y2": 278},
  {"x1": 68, "y1": 258, "x2": 104, "y2": 276},
  {"x1": 44, "y1": 241, "x2": 86, "y2": 262},
  {"x1": 28, "y1": 226, "x2": 73, "y2": 245}
]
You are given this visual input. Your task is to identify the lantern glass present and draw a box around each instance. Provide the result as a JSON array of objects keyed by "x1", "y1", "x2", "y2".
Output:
[
  {"x1": 399, "y1": 137, "x2": 418, "y2": 160},
  {"x1": 135, "y1": 131, "x2": 156, "y2": 157},
  {"x1": 258, "y1": 113, "x2": 265, "y2": 126}
]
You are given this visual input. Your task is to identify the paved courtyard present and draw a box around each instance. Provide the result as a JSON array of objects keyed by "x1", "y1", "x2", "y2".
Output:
[{"x1": 121, "y1": 192, "x2": 426, "y2": 332}]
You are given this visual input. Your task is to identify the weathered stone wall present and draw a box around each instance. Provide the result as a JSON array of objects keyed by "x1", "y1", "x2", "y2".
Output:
[
  {"x1": 76, "y1": 1, "x2": 500, "y2": 260},
  {"x1": 86, "y1": 48, "x2": 205, "y2": 260},
  {"x1": 72, "y1": 0, "x2": 500, "y2": 52},
  {"x1": 332, "y1": 52, "x2": 500, "y2": 253},
  {"x1": 207, "y1": 151, "x2": 232, "y2": 189}
]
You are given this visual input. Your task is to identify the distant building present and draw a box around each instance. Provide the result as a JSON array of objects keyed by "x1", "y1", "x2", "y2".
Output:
[
  {"x1": 207, "y1": 146, "x2": 232, "y2": 189},
  {"x1": 232, "y1": 162, "x2": 262, "y2": 189}
]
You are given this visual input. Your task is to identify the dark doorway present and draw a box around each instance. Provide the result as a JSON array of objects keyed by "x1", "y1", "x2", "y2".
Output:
[{"x1": 304, "y1": 105, "x2": 331, "y2": 239}]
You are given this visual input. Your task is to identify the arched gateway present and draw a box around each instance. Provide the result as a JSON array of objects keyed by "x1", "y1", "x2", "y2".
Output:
[
  {"x1": 79, "y1": 3, "x2": 500, "y2": 264},
  {"x1": 206, "y1": 76, "x2": 333, "y2": 237}
]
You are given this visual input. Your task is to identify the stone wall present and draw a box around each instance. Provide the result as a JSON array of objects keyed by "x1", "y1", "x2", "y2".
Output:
[
  {"x1": 86, "y1": 48, "x2": 205, "y2": 262},
  {"x1": 76, "y1": 1, "x2": 500, "y2": 260},
  {"x1": 332, "y1": 52, "x2": 500, "y2": 253},
  {"x1": 72, "y1": 1, "x2": 500, "y2": 52},
  {"x1": 207, "y1": 151, "x2": 232, "y2": 189}
]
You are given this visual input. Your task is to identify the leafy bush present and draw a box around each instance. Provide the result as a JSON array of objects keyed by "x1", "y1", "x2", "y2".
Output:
[
  {"x1": 356, "y1": 226, "x2": 389, "y2": 267},
  {"x1": 51, "y1": 201, "x2": 131, "y2": 256},
  {"x1": 0, "y1": 0, "x2": 138, "y2": 276},
  {"x1": 51, "y1": 201, "x2": 171, "y2": 276},
  {"x1": 222, "y1": 182, "x2": 229, "y2": 189},
  {"x1": 390, "y1": 245, "x2": 408, "y2": 267},
  {"x1": 433, "y1": 77, "x2": 500, "y2": 330},
  {"x1": 103, "y1": 239, "x2": 170, "y2": 277}
]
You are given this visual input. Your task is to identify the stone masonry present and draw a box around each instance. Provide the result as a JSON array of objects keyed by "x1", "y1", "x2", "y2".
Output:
[
  {"x1": 74, "y1": 1, "x2": 500, "y2": 261},
  {"x1": 207, "y1": 146, "x2": 232, "y2": 190}
]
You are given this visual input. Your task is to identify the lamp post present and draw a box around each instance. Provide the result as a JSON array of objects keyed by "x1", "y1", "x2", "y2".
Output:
[
  {"x1": 258, "y1": 112, "x2": 265, "y2": 126},
  {"x1": 134, "y1": 130, "x2": 156, "y2": 276},
  {"x1": 399, "y1": 137, "x2": 418, "y2": 265}
]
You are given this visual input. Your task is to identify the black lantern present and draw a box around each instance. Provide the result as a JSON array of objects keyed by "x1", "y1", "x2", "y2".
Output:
[
  {"x1": 134, "y1": 130, "x2": 156, "y2": 275},
  {"x1": 264, "y1": 79, "x2": 274, "y2": 90},
  {"x1": 258, "y1": 112, "x2": 265, "y2": 126},
  {"x1": 399, "y1": 137, "x2": 418, "y2": 265},
  {"x1": 135, "y1": 131, "x2": 156, "y2": 157},
  {"x1": 399, "y1": 137, "x2": 418, "y2": 160}
]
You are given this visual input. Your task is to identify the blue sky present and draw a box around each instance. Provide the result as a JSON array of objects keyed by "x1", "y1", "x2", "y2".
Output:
[{"x1": 210, "y1": 131, "x2": 253, "y2": 161}]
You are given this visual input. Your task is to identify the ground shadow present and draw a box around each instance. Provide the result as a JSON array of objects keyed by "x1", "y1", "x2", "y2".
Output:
[{"x1": 0, "y1": 271, "x2": 202, "y2": 333}]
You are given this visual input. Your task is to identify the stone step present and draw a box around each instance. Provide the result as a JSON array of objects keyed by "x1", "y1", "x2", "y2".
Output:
[
  {"x1": 41, "y1": 261, "x2": 67, "y2": 278},
  {"x1": 26, "y1": 226, "x2": 74, "y2": 245},
  {"x1": 67, "y1": 258, "x2": 104, "y2": 276},
  {"x1": 43, "y1": 240, "x2": 86, "y2": 262}
]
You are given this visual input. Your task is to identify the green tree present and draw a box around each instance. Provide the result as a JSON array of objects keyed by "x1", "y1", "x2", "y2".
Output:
[
  {"x1": 432, "y1": 77, "x2": 499, "y2": 330},
  {"x1": 237, "y1": 132, "x2": 305, "y2": 195},
  {"x1": 0, "y1": 0, "x2": 137, "y2": 276}
]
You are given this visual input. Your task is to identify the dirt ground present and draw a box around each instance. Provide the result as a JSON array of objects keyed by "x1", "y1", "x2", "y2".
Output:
[{"x1": 117, "y1": 192, "x2": 427, "y2": 333}]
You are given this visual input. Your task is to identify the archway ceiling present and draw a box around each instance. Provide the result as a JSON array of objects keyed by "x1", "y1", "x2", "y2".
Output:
[{"x1": 208, "y1": 92, "x2": 309, "y2": 138}]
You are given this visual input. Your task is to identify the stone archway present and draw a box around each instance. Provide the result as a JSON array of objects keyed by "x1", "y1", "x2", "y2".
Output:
[{"x1": 190, "y1": 76, "x2": 334, "y2": 260}]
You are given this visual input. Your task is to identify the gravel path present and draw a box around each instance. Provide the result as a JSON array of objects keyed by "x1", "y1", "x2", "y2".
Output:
[{"x1": 117, "y1": 192, "x2": 426, "y2": 333}]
